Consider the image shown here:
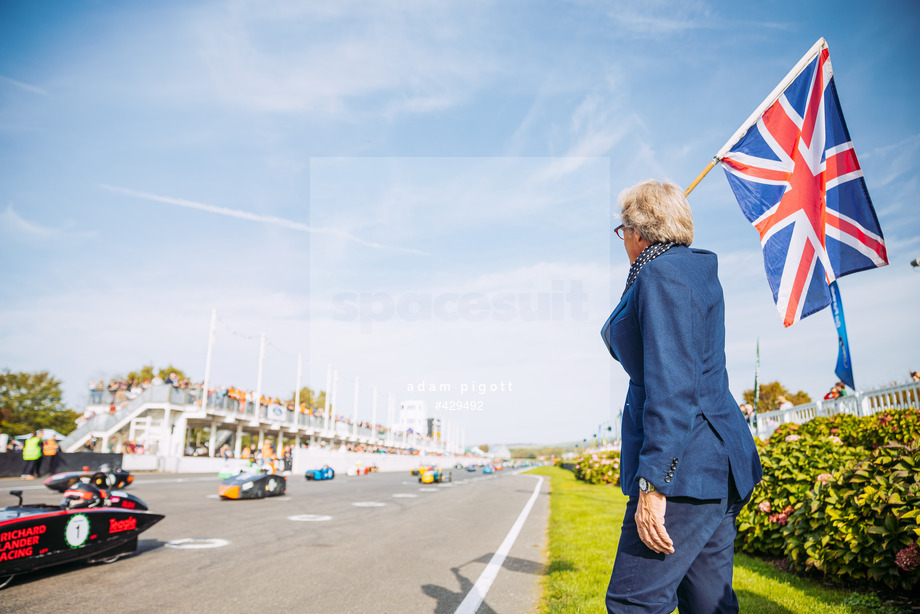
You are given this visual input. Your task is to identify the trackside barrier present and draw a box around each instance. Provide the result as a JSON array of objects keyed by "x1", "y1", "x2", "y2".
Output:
[
  {"x1": 748, "y1": 381, "x2": 920, "y2": 440},
  {"x1": 0, "y1": 452, "x2": 124, "y2": 479}
]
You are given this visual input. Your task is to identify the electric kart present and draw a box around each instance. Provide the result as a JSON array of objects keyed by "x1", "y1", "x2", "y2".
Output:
[
  {"x1": 305, "y1": 466, "x2": 335, "y2": 481},
  {"x1": 419, "y1": 467, "x2": 452, "y2": 484},
  {"x1": 0, "y1": 486, "x2": 164, "y2": 589},
  {"x1": 218, "y1": 471, "x2": 286, "y2": 500},
  {"x1": 482, "y1": 465, "x2": 494, "y2": 474},
  {"x1": 43, "y1": 464, "x2": 134, "y2": 492}
]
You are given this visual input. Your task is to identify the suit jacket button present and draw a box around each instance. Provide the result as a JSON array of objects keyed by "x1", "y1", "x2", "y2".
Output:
[
  {"x1": 664, "y1": 476, "x2": 671, "y2": 483},
  {"x1": 673, "y1": 458, "x2": 678, "y2": 463}
]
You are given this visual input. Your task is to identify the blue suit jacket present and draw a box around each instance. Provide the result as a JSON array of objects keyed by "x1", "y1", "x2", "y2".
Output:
[{"x1": 602, "y1": 246, "x2": 762, "y2": 500}]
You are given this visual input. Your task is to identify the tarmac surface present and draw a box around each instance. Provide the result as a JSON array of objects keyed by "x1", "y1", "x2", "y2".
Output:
[{"x1": 0, "y1": 467, "x2": 549, "y2": 613}]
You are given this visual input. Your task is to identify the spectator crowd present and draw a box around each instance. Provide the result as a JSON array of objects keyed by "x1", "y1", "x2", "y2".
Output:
[{"x1": 81, "y1": 374, "x2": 445, "y2": 459}]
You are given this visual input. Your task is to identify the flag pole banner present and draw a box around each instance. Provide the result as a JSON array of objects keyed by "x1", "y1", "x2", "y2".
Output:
[
  {"x1": 718, "y1": 39, "x2": 889, "y2": 327},
  {"x1": 753, "y1": 339, "x2": 760, "y2": 415},
  {"x1": 829, "y1": 280, "x2": 855, "y2": 389}
]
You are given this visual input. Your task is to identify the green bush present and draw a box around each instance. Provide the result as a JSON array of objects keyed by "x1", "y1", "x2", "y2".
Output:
[
  {"x1": 573, "y1": 451, "x2": 621, "y2": 486},
  {"x1": 784, "y1": 440, "x2": 920, "y2": 591},
  {"x1": 769, "y1": 408, "x2": 920, "y2": 449},
  {"x1": 736, "y1": 436, "x2": 867, "y2": 557},
  {"x1": 769, "y1": 413, "x2": 864, "y2": 446},
  {"x1": 861, "y1": 409, "x2": 920, "y2": 449},
  {"x1": 738, "y1": 409, "x2": 920, "y2": 591}
]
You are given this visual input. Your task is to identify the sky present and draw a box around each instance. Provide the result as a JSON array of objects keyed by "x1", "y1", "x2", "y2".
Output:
[{"x1": 1, "y1": 1, "x2": 918, "y2": 446}]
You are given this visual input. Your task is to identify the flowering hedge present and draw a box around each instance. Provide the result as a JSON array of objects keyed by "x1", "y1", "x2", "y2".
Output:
[
  {"x1": 769, "y1": 407, "x2": 920, "y2": 449},
  {"x1": 572, "y1": 451, "x2": 621, "y2": 486},
  {"x1": 735, "y1": 436, "x2": 867, "y2": 556},
  {"x1": 784, "y1": 441, "x2": 920, "y2": 591},
  {"x1": 737, "y1": 408, "x2": 920, "y2": 591}
]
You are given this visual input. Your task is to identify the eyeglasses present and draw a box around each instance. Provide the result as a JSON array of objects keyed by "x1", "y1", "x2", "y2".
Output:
[{"x1": 614, "y1": 224, "x2": 628, "y2": 240}]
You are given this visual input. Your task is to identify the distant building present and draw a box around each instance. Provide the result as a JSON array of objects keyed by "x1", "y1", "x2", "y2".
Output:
[
  {"x1": 427, "y1": 417, "x2": 441, "y2": 440},
  {"x1": 491, "y1": 444, "x2": 511, "y2": 460},
  {"x1": 399, "y1": 400, "x2": 428, "y2": 436}
]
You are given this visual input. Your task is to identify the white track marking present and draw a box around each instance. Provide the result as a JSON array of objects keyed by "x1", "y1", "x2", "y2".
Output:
[
  {"x1": 454, "y1": 475, "x2": 545, "y2": 614},
  {"x1": 133, "y1": 477, "x2": 218, "y2": 485},
  {"x1": 288, "y1": 514, "x2": 332, "y2": 522},
  {"x1": 165, "y1": 538, "x2": 229, "y2": 549}
]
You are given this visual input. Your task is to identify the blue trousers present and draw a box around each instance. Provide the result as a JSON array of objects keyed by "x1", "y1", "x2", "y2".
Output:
[{"x1": 606, "y1": 479, "x2": 749, "y2": 613}]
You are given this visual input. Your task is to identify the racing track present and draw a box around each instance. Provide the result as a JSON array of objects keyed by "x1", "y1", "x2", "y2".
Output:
[{"x1": 0, "y1": 469, "x2": 549, "y2": 613}]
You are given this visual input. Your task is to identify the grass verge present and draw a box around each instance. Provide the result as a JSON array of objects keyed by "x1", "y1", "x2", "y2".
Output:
[{"x1": 527, "y1": 466, "x2": 885, "y2": 614}]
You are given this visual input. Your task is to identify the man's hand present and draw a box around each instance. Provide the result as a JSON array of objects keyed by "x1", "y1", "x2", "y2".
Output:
[{"x1": 636, "y1": 489, "x2": 674, "y2": 554}]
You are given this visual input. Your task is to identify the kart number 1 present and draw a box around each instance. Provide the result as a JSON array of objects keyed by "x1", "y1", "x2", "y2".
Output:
[{"x1": 65, "y1": 514, "x2": 90, "y2": 548}]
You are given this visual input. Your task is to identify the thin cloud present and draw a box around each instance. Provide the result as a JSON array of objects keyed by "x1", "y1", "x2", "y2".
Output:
[
  {"x1": 536, "y1": 94, "x2": 635, "y2": 181},
  {"x1": 99, "y1": 184, "x2": 426, "y2": 255},
  {"x1": 860, "y1": 133, "x2": 920, "y2": 189},
  {"x1": 0, "y1": 75, "x2": 49, "y2": 96},
  {"x1": 0, "y1": 205, "x2": 96, "y2": 240},
  {"x1": 194, "y1": 3, "x2": 496, "y2": 118}
]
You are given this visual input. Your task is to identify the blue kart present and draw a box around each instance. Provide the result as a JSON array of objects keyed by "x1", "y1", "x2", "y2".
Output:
[
  {"x1": 482, "y1": 465, "x2": 494, "y2": 474},
  {"x1": 305, "y1": 466, "x2": 335, "y2": 481}
]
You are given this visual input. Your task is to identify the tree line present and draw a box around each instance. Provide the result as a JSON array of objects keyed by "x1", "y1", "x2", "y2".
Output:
[{"x1": 0, "y1": 370, "x2": 79, "y2": 437}]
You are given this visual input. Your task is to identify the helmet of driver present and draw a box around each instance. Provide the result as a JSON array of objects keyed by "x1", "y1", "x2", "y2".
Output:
[{"x1": 62, "y1": 482, "x2": 106, "y2": 509}]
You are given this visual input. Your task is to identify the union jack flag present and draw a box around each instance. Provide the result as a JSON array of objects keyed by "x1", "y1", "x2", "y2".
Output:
[{"x1": 720, "y1": 42, "x2": 888, "y2": 327}]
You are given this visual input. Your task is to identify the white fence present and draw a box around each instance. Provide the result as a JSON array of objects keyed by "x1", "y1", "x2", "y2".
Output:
[{"x1": 749, "y1": 380, "x2": 920, "y2": 440}]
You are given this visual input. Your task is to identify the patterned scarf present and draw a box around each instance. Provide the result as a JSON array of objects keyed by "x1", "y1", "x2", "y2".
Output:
[{"x1": 621, "y1": 242, "x2": 677, "y2": 299}]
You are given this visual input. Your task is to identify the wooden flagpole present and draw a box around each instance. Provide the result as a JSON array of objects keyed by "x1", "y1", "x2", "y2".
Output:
[
  {"x1": 683, "y1": 37, "x2": 828, "y2": 199},
  {"x1": 684, "y1": 158, "x2": 717, "y2": 197}
]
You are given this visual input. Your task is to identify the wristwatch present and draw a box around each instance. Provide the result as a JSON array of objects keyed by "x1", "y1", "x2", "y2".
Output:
[{"x1": 638, "y1": 477, "x2": 655, "y2": 493}]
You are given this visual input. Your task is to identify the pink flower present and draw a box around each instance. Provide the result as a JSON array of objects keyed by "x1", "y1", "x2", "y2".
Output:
[
  {"x1": 827, "y1": 436, "x2": 843, "y2": 445},
  {"x1": 758, "y1": 501, "x2": 772, "y2": 514},
  {"x1": 816, "y1": 473, "x2": 834, "y2": 485},
  {"x1": 830, "y1": 427, "x2": 840, "y2": 435},
  {"x1": 784, "y1": 434, "x2": 801, "y2": 442},
  {"x1": 574, "y1": 464, "x2": 580, "y2": 469},
  {"x1": 768, "y1": 512, "x2": 788, "y2": 526},
  {"x1": 895, "y1": 542, "x2": 919, "y2": 572}
]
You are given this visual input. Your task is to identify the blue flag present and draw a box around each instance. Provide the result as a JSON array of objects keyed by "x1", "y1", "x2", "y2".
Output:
[{"x1": 829, "y1": 281, "x2": 854, "y2": 389}]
